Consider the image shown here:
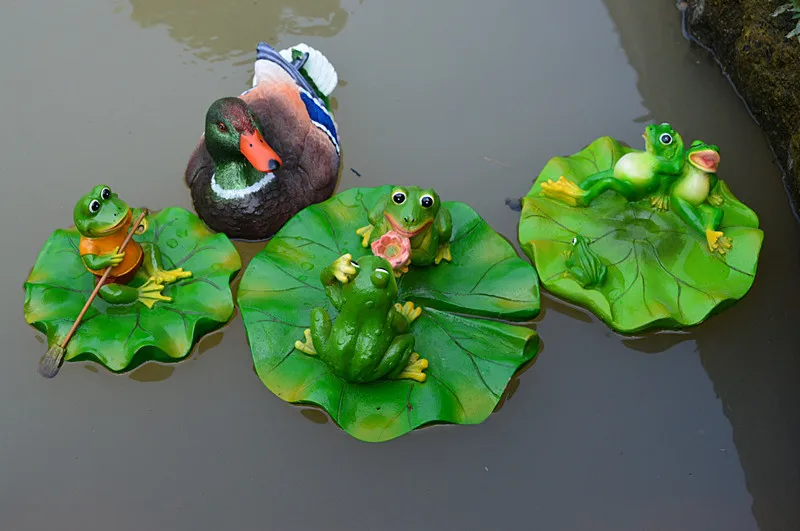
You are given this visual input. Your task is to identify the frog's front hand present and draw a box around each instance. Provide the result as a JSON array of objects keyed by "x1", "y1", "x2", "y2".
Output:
[
  {"x1": 394, "y1": 301, "x2": 422, "y2": 324},
  {"x1": 391, "y1": 353, "x2": 428, "y2": 383},
  {"x1": 434, "y1": 242, "x2": 452, "y2": 264},
  {"x1": 104, "y1": 246, "x2": 126, "y2": 267},
  {"x1": 331, "y1": 253, "x2": 358, "y2": 283},
  {"x1": 705, "y1": 228, "x2": 733, "y2": 255},
  {"x1": 137, "y1": 277, "x2": 172, "y2": 309},
  {"x1": 294, "y1": 328, "x2": 317, "y2": 355},
  {"x1": 650, "y1": 194, "x2": 670, "y2": 211},
  {"x1": 356, "y1": 224, "x2": 374, "y2": 248},
  {"x1": 708, "y1": 192, "x2": 724, "y2": 207},
  {"x1": 152, "y1": 268, "x2": 193, "y2": 285}
]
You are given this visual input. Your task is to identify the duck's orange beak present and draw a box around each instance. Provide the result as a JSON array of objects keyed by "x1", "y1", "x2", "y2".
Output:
[{"x1": 240, "y1": 129, "x2": 282, "y2": 173}]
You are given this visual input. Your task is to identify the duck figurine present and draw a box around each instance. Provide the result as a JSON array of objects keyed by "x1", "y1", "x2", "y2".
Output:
[{"x1": 185, "y1": 42, "x2": 341, "y2": 240}]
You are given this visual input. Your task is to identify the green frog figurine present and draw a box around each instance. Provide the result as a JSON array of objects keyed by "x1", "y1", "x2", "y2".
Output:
[
  {"x1": 74, "y1": 184, "x2": 192, "y2": 307},
  {"x1": 294, "y1": 253, "x2": 429, "y2": 383},
  {"x1": 565, "y1": 235, "x2": 608, "y2": 289},
  {"x1": 541, "y1": 123, "x2": 686, "y2": 209},
  {"x1": 670, "y1": 140, "x2": 731, "y2": 254},
  {"x1": 357, "y1": 186, "x2": 453, "y2": 267}
]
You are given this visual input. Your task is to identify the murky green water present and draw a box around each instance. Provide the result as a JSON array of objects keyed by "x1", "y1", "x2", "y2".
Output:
[{"x1": 1, "y1": 0, "x2": 798, "y2": 529}]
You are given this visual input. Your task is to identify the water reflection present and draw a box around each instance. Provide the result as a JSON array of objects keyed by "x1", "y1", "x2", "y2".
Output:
[
  {"x1": 603, "y1": 0, "x2": 800, "y2": 529},
  {"x1": 128, "y1": 362, "x2": 176, "y2": 382},
  {"x1": 300, "y1": 407, "x2": 330, "y2": 425},
  {"x1": 128, "y1": 0, "x2": 356, "y2": 62},
  {"x1": 197, "y1": 331, "x2": 225, "y2": 356}
]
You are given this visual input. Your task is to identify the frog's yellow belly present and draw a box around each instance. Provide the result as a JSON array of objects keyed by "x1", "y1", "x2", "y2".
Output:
[
  {"x1": 613, "y1": 152, "x2": 656, "y2": 186},
  {"x1": 673, "y1": 168, "x2": 710, "y2": 206}
]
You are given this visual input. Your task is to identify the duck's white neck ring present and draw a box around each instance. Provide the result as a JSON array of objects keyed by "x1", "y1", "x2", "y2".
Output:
[{"x1": 210, "y1": 172, "x2": 275, "y2": 200}]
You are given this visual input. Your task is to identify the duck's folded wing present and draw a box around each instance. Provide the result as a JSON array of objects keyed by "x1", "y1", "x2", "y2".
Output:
[{"x1": 185, "y1": 137, "x2": 214, "y2": 188}]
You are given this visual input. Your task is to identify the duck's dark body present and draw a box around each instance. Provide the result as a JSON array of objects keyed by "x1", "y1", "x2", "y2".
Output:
[{"x1": 185, "y1": 44, "x2": 340, "y2": 241}]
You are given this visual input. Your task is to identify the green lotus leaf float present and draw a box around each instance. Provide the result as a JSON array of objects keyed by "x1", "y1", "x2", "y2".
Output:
[
  {"x1": 519, "y1": 125, "x2": 763, "y2": 333},
  {"x1": 24, "y1": 185, "x2": 241, "y2": 376},
  {"x1": 239, "y1": 185, "x2": 540, "y2": 442}
]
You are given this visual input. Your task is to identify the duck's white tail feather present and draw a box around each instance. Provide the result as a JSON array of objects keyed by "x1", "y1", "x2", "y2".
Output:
[
  {"x1": 251, "y1": 59, "x2": 295, "y2": 88},
  {"x1": 279, "y1": 43, "x2": 338, "y2": 96}
]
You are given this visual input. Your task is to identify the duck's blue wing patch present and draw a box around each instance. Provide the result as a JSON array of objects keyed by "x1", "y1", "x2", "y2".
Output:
[{"x1": 299, "y1": 90, "x2": 340, "y2": 154}]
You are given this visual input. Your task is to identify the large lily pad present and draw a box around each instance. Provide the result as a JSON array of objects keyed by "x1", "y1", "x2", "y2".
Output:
[
  {"x1": 238, "y1": 186, "x2": 539, "y2": 442},
  {"x1": 519, "y1": 136, "x2": 763, "y2": 333},
  {"x1": 24, "y1": 207, "x2": 242, "y2": 372}
]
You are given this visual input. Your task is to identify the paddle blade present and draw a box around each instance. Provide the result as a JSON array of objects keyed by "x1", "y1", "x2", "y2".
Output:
[{"x1": 38, "y1": 344, "x2": 65, "y2": 378}]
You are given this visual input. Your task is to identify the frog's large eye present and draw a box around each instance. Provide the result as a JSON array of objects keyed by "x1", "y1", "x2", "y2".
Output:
[
  {"x1": 420, "y1": 194, "x2": 434, "y2": 209},
  {"x1": 572, "y1": 237, "x2": 578, "y2": 245},
  {"x1": 351, "y1": 260, "x2": 360, "y2": 269},
  {"x1": 88, "y1": 200, "x2": 101, "y2": 214},
  {"x1": 659, "y1": 133, "x2": 673, "y2": 145},
  {"x1": 100, "y1": 187, "x2": 111, "y2": 200},
  {"x1": 392, "y1": 191, "x2": 406, "y2": 205}
]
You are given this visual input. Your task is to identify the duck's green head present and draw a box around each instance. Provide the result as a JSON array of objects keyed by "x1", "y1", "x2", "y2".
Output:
[
  {"x1": 73, "y1": 185, "x2": 130, "y2": 237},
  {"x1": 204, "y1": 97, "x2": 282, "y2": 173}
]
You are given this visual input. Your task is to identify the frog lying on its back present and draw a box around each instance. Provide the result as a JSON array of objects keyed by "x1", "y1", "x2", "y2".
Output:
[
  {"x1": 357, "y1": 186, "x2": 453, "y2": 267},
  {"x1": 74, "y1": 185, "x2": 191, "y2": 307},
  {"x1": 670, "y1": 140, "x2": 731, "y2": 254},
  {"x1": 540, "y1": 123, "x2": 686, "y2": 209}
]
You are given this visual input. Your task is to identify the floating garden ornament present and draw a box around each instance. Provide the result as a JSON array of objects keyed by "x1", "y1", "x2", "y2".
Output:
[
  {"x1": 185, "y1": 41, "x2": 341, "y2": 240},
  {"x1": 519, "y1": 125, "x2": 763, "y2": 333},
  {"x1": 24, "y1": 185, "x2": 241, "y2": 377},
  {"x1": 239, "y1": 186, "x2": 540, "y2": 442}
]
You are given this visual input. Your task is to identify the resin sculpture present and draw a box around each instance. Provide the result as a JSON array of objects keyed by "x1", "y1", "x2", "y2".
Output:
[
  {"x1": 356, "y1": 186, "x2": 452, "y2": 273},
  {"x1": 239, "y1": 186, "x2": 540, "y2": 442},
  {"x1": 294, "y1": 254, "x2": 429, "y2": 384},
  {"x1": 25, "y1": 185, "x2": 241, "y2": 376},
  {"x1": 520, "y1": 125, "x2": 763, "y2": 333},
  {"x1": 185, "y1": 41, "x2": 341, "y2": 240}
]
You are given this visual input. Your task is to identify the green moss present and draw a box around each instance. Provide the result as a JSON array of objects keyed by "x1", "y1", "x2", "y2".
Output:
[{"x1": 688, "y1": 0, "x2": 800, "y2": 212}]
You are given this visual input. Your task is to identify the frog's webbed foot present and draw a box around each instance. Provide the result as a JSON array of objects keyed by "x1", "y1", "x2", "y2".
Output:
[
  {"x1": 294, "y1": 328, "x2": 317, "y2": 355},
  {"x1": 331, "y1": 253, "x2": 358, "y2": 283},
  {"x1": 394, "y1": 301, "x2": 422, "y2": 324},
  {"x1": 137, "y1": 278, "x2": 172, "y2": 309},
  {"x1": 391, "y1": 352, "x2": 428, "y2": 383},
  {"x1": 705, "y1": 228, "x2": 733, "y2": 255},
  {"x1": 356, "y1": 224, "x2": 374, "y2": 248},
  {"x1": 151, "y1": 268, "x2": 192, "y2": 285},
  {"x1": 434, "y1": 242, "x2": 452, "y2": 264},
  {"x1": 540, "y1": 176, "x2": 586, "y2": 207},
  {"x1": 707, "y1": 192, "x2": 724, "y2": 207},
  {"x1": 650, "y1": 194, "x2": 670, "y2": 211}
]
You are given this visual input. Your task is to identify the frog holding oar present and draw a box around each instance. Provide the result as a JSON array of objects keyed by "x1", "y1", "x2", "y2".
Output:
[
  {"x1": 73, "y1": 185, "x2": 191, "y2": 306},
  {"x1": 38, "y1": 185, "x2": 192, "y2": 378}
]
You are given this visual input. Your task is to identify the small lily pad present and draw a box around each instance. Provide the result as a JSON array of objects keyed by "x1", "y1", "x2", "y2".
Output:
[
  {"x1": 24, "y1": 207, "x2": 242, "y2": 372},
  {"x1": 238, "y1": 186, "x2": 540, "y2": 442},
  {"x1": 519, "y1": 136, "x2": 764, "y2": 333}
]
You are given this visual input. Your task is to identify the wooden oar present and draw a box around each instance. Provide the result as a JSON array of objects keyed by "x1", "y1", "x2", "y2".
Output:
[{"x1": 38, "y1": 210, "x2": 148, "y2": 378}]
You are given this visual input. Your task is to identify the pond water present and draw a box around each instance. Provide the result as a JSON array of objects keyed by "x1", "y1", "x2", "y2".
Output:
[{"x1": 1, "y1": 0, "x2": 798, "y2": 530}]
